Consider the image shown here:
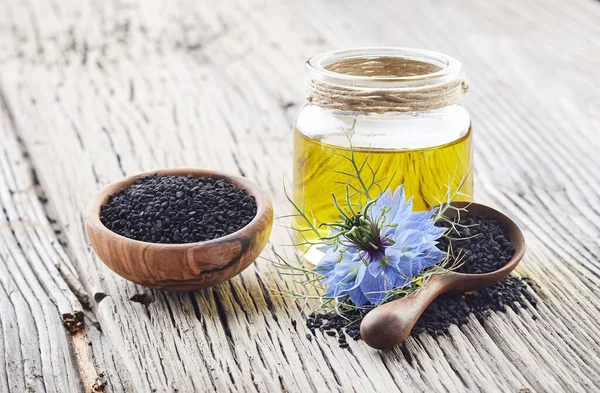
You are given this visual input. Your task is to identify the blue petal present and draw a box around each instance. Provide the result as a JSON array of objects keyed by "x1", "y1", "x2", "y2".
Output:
[
  {"x1": 331, "y1": 258, "x2": 366, "y2": 293},
  {"x1": 391, "y1": 188, "x2": 413, "y2": 222},
  {"x1": 393, "y1": 215, "x2": 427, "y2": 234},
  {"x1": 428, "y1": 224, "x2": 447, "y2": 237},
  {"x1": 423, "y1": 247, "x2": 447, "y2": 265},
  {"x1": 378, "y1": 188, "x2": 394, "y2": 209},
  {"x1": 322, "y1": 276, "x2": 339, "y2": 298},
  {"x1": 347, "y1": 263, "x2": 367, "y2": 291},
  {"x1": 331, "y1": 264, "x2": 366, "y2": 299},
  {"x1": 313, "y1": 249, "x2": 340, "y2": 276},
  {"x1": 370, "y1": 188, "x2": 393, "y2": 222},
  {"x1": 359, "y1": 270, "x2": 388, "y2": 305},
  {"x1": 408, "y1": 210, "x2": 434, "y2": 222},
  {"x1": 391, "y1": 274, "x2": 411, "y2": 289},
  {"x1": 367, "y1": 259, "x2": 383, "y2": 277},
  {"x1": 391, "y1": 230, "x2": 424, "y2": 256},
  {"x1": 371, "y1": 186, "x2": 414, "y2": 226},
  {"x1": 408, "y1": 249, "x2": 447, "y2": 277},
  {"x1": 391, "y1": 186, "x2": 406, "y2": 210},
  {"x1": 348, "y1": 284, "x2": 370, "y2": 306},
  {"x1": 396, "y1": 254, "x2": 416, "y2": 278},
  {"x1": 367, "y1": 247, "x2": 402, "y2": 276},
  {"x1": 383, "y1": 248, "x2": 403, "y2": 268},
  {"x1": 379, "y1": 225, "x2": 396, "y2": 238}
]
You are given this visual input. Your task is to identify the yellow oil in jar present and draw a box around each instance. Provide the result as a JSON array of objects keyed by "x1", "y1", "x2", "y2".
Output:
[{"x1": 292, "y1": 126, "x2": 473, "y2": 257}]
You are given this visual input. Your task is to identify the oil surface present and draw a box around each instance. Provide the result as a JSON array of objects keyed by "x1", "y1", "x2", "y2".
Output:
[{"x1": 293, "y1": 127, "x2": 473, "y2": 249}]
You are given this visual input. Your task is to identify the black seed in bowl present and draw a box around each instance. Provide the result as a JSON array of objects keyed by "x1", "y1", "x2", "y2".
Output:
[
  {"x1": 436, "y1": 215, "x2": 516, "y2": 274},
  {"x1": 100, "y1": 174, "x2": 257, "y2": 244}
]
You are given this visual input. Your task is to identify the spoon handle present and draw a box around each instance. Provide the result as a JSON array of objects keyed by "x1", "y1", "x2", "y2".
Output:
[{"x1": 360, "y1": 274, "x2": 452, "y2": 349}]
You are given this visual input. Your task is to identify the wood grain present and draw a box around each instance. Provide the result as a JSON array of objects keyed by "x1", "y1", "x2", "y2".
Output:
[
  {"x1": 0, "y1": 0, "x2": 599, "y2": 392},
  {"x1": 85, "y1": 168, "x2": 273, "y2": 290}
]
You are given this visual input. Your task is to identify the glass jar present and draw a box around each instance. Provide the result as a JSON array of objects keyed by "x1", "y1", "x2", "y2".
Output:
[{"x1": 293, "y1": 47, "x2": 472, "y2": 262}]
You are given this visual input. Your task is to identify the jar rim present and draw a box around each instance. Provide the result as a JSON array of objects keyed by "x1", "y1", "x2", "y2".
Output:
[{"x1": 306, "y1": 47, "x2": 463, "y2": 89}]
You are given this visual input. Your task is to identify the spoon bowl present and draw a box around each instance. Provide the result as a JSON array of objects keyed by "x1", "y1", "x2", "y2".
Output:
[
  {"x1": 360, "y1": 202, "x2": 525, "y2": 349},
  {"x1": 85, "y1": 168, "x2": 273, "y2": 291}
]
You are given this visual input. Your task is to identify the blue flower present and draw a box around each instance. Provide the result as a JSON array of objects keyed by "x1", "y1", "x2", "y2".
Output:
[{"x1": 313, "y1": 186, "x2": 447, "y2": 306}]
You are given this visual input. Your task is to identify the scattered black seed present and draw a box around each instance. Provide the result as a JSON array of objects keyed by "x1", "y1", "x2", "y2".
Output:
[
  {"x1": 411, "y1": 276, "x2": 533, "y2": 336},
  {"x1": 305, "y1": 215, "x2": 537, "y2": 349},
  {"x1": 306, "y1": 333, "x2": 312, "y2": 341},
  {"x1": 306, "y1": 309, "x2": 363, "y2": 347},
  {"x1": 306, "y1": 276, "x2": 536, "y2": 348},
  {"x1": 100, "y1": 174, "x2": 257, "y2": 243},
  {"x1": 436, "y1": 215, "x2": 515, "y2": 274}
]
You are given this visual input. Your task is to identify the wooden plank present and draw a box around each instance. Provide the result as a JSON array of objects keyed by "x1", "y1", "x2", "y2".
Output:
[
  {"x1": 0, "y1": 94, "x2": 85, "y2": 392},
  {"x1": 0, "y1": 0, "x2": 599, "y2": 392}
]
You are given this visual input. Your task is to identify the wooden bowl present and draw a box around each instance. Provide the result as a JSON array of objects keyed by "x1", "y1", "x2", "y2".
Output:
[{"x1": 85, "y1": 168, "x2": 273, "y2": 291}]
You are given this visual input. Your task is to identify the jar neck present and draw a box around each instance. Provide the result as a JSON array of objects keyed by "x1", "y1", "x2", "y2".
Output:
[{"x1": 305, "y1": 47, "x2": 468, "y2": 114}]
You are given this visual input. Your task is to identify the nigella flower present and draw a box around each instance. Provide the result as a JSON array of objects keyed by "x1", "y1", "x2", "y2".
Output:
[{"x1": 314, "y1": 186, "x2": 447, "y2": 307}]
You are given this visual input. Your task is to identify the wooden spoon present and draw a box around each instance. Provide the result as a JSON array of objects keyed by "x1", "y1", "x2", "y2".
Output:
[{"x1": 360, "y1": 202, "x2": 525, "y2": 350}]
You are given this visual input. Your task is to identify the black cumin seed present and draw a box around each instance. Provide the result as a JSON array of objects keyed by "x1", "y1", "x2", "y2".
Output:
[
  {"x1": 100, "y1": 174, "x2": 257, "y2": 244},
  {"x1": 305, "y1": 214, "x2": 537, "y2": 349},
  {"x1": 436, "y1": 215, "x2": 515, "y2": 274}
]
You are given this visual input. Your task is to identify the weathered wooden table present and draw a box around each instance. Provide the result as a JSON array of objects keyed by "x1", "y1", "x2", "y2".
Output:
[{"x1": 1, "y1": 0, "x2": 599, "y2": 391}]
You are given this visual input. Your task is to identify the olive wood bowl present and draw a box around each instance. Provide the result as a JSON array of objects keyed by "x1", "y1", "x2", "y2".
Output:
[
  {"x1": 360, "y1": 202, "x2": 525, "y2": 350},
  {"x1": 85, "y1": 168, "x2": 273, "y2": 291}
]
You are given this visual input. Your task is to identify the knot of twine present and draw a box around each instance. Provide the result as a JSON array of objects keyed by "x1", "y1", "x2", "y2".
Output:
[{"x1": 306, "y1": 57, "x2": 469, "y2": 113}]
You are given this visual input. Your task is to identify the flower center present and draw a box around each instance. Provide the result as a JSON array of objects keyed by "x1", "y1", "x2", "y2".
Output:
[
  {"x1": 358, "y1": 235, "x2": 390, "y2": 263},
  {"x1": 342, "y1": 217, "x2": 393, "y2": 263}
]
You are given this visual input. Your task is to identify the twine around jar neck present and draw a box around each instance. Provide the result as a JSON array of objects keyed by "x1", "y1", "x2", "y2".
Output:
[{"x1": 306, "y1": 55, "x2": 469, "y2": 114}]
